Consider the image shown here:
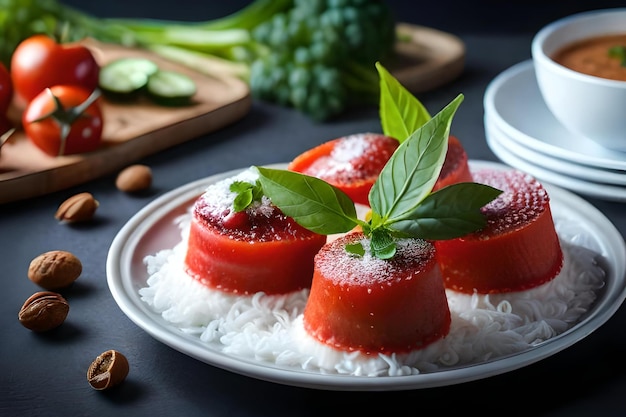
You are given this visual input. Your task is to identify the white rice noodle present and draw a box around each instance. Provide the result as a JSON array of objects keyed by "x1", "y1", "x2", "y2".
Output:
[{"x1": 139, "y1": 213, "x2": 606, "y2": 377}]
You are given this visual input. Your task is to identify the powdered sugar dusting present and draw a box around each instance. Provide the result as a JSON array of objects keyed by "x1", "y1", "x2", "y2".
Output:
[
  {"x1": 302, "y1": 133, "x2": 397, "y2": 182},
  {"x1": 315, "y1": 235, "x2": 434, "y2": 285},
  {"x1": 331, "y1": 134, "x2": 371, "y2": 162},
  {"x1": 474, "y1": 169, "x2": 551, "y2": 235},
  {"x1": 194, "y1": 166, "x2": 276, "y2": 226},
  {"x1": 191, "y1": 166, "x2": 307, "y2": 242},
  {"x1": 139, "y1": 211, "x2": 606, "y2": 377},
  {"x1": 195, "y1": 167, "x2": 260, "y2": 215}
]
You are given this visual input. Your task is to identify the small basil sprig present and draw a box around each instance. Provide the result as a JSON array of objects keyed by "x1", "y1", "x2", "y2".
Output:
[
  {"x1": 256, "y1": 63, "x2": 501, "y2": 259},
  {"x1": 230, "y1": 180, "x2": 264, "y2": 212}
]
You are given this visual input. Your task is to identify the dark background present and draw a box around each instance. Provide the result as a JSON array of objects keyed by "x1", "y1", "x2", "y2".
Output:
[
  {"x1": 3, "y1": 2, "x2": 626, "y2": 417},
  {"x1": 64, "y1": 0, "x2": 626, "y2": 35}
]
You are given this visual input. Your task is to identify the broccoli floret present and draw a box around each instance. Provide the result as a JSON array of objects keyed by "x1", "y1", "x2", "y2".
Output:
[{"x1": 246, "y1": 0, "x2": 394, "y2": 121}]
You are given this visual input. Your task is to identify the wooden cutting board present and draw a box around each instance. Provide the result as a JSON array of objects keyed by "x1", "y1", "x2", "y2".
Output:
[
  {"x1": 0, "y1": 23, "x2": 464, "y2": 204},
  {"x1": 393, "y1": 23, "x2": 465, "y2": 92}
]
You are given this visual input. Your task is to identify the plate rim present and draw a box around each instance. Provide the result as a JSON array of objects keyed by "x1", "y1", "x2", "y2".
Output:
[
  {"x1": 485, "y1": 127, "x2": 626, "y2": 202},
  {"x1": 106, "y1": 161, "x2": 626, "y2": 391},
  {"x1": 483, "y1": 60, "x2": 626, "y2": 172},
  {"x1": 485, "y1": 118, "x2": 626, "y2": 186}
]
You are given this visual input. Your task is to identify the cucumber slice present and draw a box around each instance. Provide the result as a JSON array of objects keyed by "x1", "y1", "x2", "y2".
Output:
[
  {"x1": 99, "y1": 58, "x2": 159, "y2": 99},
  {"x1": 146, "y1": 70, "x2": 197, "y2": 106}
]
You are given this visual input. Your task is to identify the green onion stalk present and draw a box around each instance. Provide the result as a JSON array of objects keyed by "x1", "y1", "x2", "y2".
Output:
[{"x1": 0, "y1": 0, "x2": 398, "y2": 121}]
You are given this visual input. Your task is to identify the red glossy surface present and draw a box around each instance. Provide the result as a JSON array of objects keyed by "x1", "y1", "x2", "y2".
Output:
[
  {"x1": 303, "y1": 232, "x2": 451, "y2": 354},
  {"x1": 289, "y1": 133, "x2": 473, "y2": 207},
  {"x1": 433, "y1": 135, "x2": 473, "y2": 190},
  {"x1": 435, "y1": 168, "x2": 564, "y2": 294},
  {"x1": 184, "y1": 200, "x2": 327, "y2": 295},
  {"x1": 22, "y1": 85, "x2": 103, "y2": 156},
  {"x1": 11, "y1": 35, "x2": 99, "y2": 105},
  {"x1": 288, "y1": 133, "x2": 399, "y2": 206}
]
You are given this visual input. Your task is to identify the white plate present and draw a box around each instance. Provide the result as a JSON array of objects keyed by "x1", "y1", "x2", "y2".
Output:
[
  {"x1": 485, "y1": 118, "x2": 626, "y2": 186},
  {"x1": 486, "y1": 127, "x2": 626, "y2": 202},
  {"x1": 484, "y1": 60, "x2": 626, "y2": 171},
  {"x1": 107, "y1": 162, "x2": 626, "y2": 391}
]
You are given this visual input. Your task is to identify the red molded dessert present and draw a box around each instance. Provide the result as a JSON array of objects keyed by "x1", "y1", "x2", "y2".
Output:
[
  {"x1": 287, "y1": 133, "x2": 399, "y2": 206},
  {"x1": 288, "y1": 133, "x2": 472, "y2": 206},
  {"x1": 435, "y1": 169, "x2": 564, "y2": 294},
  {"x1": 433, "y1": 135, "x2": 473, "y2": 191},
  {"x1": 303, "y1": 232, "x2": 451, "y2": 355},
  {"x1": 183, "y1": 169, "x2": 327, "y2": 295}
]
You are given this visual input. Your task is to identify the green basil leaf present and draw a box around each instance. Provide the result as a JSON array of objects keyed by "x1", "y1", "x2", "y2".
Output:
[
  {"x1": 345, "y1": 242, "x2": 365, "y2": 256},
  {"x1": 230, "y1": 180, "x2": 255, "y2": 212},
  {"x1": 230, "y1": 181, "x2": 250, "y2": 193},
  {"x1": 391, "y1": 182, "x2": 503, "y2": 240},
  {"x1": 370, "y1": 228, "x2": 396, "y2": 259},
  {"x1": 377, "y1": 62, "x2": 431, "y2": 143},
  {"x1": 232, "y1": 189, "x2": 252, "y2": 212},
  {"x1": 255, "y1": 166, "x2": 359, "y2": 235},
  {"x1": 369, "y1": 94, "x2": 464, "y2": 224},
  {"x1": 251, "y1": 180, "x2": 265, "y2": 202}
]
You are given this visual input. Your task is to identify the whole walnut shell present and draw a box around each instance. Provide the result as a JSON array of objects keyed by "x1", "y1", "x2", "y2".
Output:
[
  {"x1": 18, "y1": 291, "x2": 69, "y2": 332},
  {"x1": 28, "y1": 250, "x2": 82, "y2": 290}
]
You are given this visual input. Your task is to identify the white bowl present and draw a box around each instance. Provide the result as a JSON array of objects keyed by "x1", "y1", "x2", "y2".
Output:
[{"x1": 532, "y1": 8, "x2": 626, "y2": 152}]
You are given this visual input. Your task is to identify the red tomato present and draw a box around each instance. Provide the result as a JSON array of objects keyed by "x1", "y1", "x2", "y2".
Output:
[
  {"x1": 23, "y1": 85, "x2": 103, "y2": 156},
  {"x1": 11, "y1": 35, "x2": 99, "y2": 104},
  {"x1": 0, "y1": 62, "x2": 12, "y2": 114}
]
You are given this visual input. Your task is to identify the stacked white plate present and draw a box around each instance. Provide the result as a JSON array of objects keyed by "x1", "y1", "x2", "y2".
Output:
[{"x1": 483, "y1": 60, "x2": 626, "y2": 202}]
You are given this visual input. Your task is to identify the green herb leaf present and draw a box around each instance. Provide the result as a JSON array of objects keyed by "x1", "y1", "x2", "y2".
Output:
[
  {"x1": 345, "y1": 242, "x2": 365, "y2": 256},
  {"x1": 390, "y1": 182, "x2": 503, "y2": 240},
  {"x1": 377, "y1": 62, "x2": 431, "y2": 142},
  {"x1": 254, "y1": 65, "x2": 500, "y2": 261},
  {"x1": 608, "y1": 45, "x2": 626, "y2": 67},
  {"x1": 370, "y1": 228, "x2": 396, "y2": 259},
  {"x1": 369, "y1": 94, "x2": 464, "y2": 225},
  {"x1": 255, "y1": 166, "x2": 361, "y2": 235},
  {"x1": 230, "y1": 180, "x2": 259, "y2": 212}
]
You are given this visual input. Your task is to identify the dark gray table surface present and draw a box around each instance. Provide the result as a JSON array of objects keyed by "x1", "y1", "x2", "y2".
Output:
[{"x1": 3, "y1": 2, "x2": 626, "y2": 416}]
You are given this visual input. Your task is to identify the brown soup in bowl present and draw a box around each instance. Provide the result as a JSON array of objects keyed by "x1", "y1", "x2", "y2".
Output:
[{"x1": 552, "y1": 34, "x2": 626, "y2": 81}]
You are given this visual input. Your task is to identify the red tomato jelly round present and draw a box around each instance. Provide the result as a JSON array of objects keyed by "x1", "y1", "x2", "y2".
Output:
[
  {"x1": 183, "y1": 169, "x2": 327, "y2": 295},
  {"x1": 435, "y1": 169, "x2": 564, "y2": 294},
  {"x1": 288, "y1": 133, "x2": 399, "y2": 206},
  {"x1": 433, "y1": 135, "x2": 473, "y2": 191},
  {"x1": 303, "y1": 232, "x2": 451, "y2": 355},
  {"x1": 289, "y1": 133, "x2": 473, "y2": 207}
]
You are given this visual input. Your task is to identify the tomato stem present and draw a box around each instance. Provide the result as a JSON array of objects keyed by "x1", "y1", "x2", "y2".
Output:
[
  {"x1": 31, "y1": 88, "x2": 101, "y2": 156},
  {"x1": 0, "y1": 127, "x2": 16, "y2": 150}
]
